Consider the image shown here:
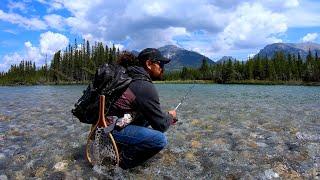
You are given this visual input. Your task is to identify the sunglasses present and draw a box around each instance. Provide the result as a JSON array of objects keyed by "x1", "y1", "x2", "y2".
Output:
[{"x1": 152, "y1": 61, "x2": 165, "y2": 69}]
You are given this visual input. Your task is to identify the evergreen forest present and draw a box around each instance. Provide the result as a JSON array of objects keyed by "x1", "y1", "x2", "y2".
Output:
[{"x1": 0, "y1": 40, "x2": 319, "y2": 85}]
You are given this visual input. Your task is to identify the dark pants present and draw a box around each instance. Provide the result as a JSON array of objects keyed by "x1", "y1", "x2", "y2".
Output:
[{"x1": 112, "y1": 125, "x2": 167, "y2": 169}]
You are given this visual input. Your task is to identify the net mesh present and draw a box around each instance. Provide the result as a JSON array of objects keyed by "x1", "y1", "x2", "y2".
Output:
[{"x1": 87, "y1": 127, "x2": 119, "y2": 168}]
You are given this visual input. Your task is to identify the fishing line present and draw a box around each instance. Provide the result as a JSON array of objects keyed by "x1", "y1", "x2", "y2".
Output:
[{"x1": 174, "y1": 84, "x2": 196, "y2": 111}]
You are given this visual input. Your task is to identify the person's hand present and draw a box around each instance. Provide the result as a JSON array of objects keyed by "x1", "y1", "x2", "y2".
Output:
[
  {"x1": 168, "y1": 110, "x2": 178, "y2": 125},
  {"x1": 171, "y1": 118, "x2": 178, "y2": 125},
  {"x1": 168, "y1": 110, "x2": 176, "y2": 119}
]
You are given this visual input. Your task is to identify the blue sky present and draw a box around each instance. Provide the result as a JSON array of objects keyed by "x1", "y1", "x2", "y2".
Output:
[{"x1": 0, "y1": 0, "x2": 320, "y2": 72}]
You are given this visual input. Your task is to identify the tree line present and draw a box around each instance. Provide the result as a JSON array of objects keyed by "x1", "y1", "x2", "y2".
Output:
[
  {"x1": 0, "y1": 40, "x2": 319, "y2": 85},
  {"x1": 164, "y1": 50, "x2": 320, "y2": 83},
  {"x1": 0, "y1": 40, "x2": 120, "y2": 85}
]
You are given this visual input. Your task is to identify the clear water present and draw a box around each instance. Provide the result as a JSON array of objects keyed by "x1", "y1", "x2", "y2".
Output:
[{"x1": 0, "y1": 84, "x2": 319, "y2": 179}]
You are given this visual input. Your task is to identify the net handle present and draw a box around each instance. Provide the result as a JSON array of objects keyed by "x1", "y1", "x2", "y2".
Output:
[{"x1": 86, "y1": 95, "x2": 120, "y2": 166}]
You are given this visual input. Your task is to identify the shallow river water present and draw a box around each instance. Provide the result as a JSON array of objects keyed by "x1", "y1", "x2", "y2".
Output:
[{"x1": 0, "y1": 84, "x2": 319, "y2": 179}]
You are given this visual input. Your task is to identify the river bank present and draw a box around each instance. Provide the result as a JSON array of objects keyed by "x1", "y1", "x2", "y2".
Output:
[{"x1": 1, "y1": 79, "x2": 319, "y2": 86}]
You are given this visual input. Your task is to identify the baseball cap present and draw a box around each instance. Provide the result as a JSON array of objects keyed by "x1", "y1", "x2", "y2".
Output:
[{"x1": 138, "y1": 48, "x2": 170, "y2": 66}]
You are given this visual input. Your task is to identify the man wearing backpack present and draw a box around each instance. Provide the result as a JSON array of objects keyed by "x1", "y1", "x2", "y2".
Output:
[{"x1": 109, "y1": 48, "x2": 177, "y2": 169}]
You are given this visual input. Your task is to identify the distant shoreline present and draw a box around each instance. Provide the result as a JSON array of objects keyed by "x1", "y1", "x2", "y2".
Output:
[
  {"x1": 156, "y1": 80, "x2": 320, "y2": 86},
  {"x1": 1, "y1": 80, "x2": 319, "y2": 86}
]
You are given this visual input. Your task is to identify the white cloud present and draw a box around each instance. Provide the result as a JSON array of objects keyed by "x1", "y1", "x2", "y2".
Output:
[
  {"x1": 284, "y1": 0, "x2": 299, "y2": 8},
  {"x1": 24, "y1": 41, "x2": 32, "y2": 48},
  {"x1": 0, "y1": 53, "x2": 24, "y2": 72},
  {"x1": 41, "y1": 0, "x2": 299, "y2": 60},
  {"x1": 258, "y1": 0, "x2": 299, "y2": 10},
  {"x1": 127, "y1": 27, "x2": 189, "y2": 49},
  {"x1": 44, "y1": 14, "x2": 65, "y2": 30},
  {"x1": 36, "y1": 0, "x2": 46, "y2": 3},
  {"x1": 302, "y1": 33, "x2": 318, "y2": 42},
  {"x1": 172, "y1": 2, "x2": 290, "y2": 60},
  {"x1": 114, "y1": 44, "x2": 124, "y2": 51},
  {"x1": 284, "y1": 0, "x2": 320, "y2": 27},
  {"x1": 65, "y1": 16, "x2": 92, "y2": 34},
  {"x1": 82, "y1": 33, "x2": 94, "y2": 42},
  {"x1": 8, "y1": 1, "x2": 27, "y2": 13},
  {"x1": 0, "y1": 32, "x2": 69, "y2": 72},
  {"x1": 3, "y1": 29, "x2": 18, "y2": 35},
  {"x1": 209, "y1": 0, "x2": 299, "y2": 10},
  {"x1": 248, "y1": 53, "x2": 256, "y2": 59},
  {"x1": 57, "y1": 0, "x2": 226, "y2": 50},
  {"x1": 48, "y1": 1, "x2": 64, "y2": 12},
  {"x1": 0, "y1": 41, "x2": 43, "y2": 72},
  {"x1": 2, "y1": 0, "x2": 320, "y2": 63},
  {"x1": 0, "y1": 10, "x2": 47, "y2": 30},
  {"x1": 40, "y1": 31, "x2": 69, "y2": 55},
  {"x1": 36, "y1": 0, "x2": 64, "y2": 12},
  {"x1": 24, "y1": 41, "x2": 42, "y2": 63},
  {"x1": 217, "y1": 3, "x2": 287, "y2": 50}
]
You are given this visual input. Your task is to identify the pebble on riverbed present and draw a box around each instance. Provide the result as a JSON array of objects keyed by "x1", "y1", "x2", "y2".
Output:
[
  {"x1": 185, "y1": 152, "x2": 196, "y2": 162},
  {"x1": 34, "y1": 167, "x2": 47, "y2": 178},
  {"x1": 264, "y1": 169, "x2": 279, "y2": 179},
  {"x1": 0, "y1": 114, "x2": 11, "y2": 121},
  {"x1": 158, "y1": 151, "x2": 178, "y2": 166},
  {"x1": 0, "y1": 175, "x2": 8, "y2": 180},
  {"x1": 0, "y1": 153, "x2": 5, "y2": 160},
  {"x1": 13, "y1": 154, "x2": 27, "y2": 164},
  {"x1": 191, "y1": 140, "x2": 202, "y2": 149},
  {"x1": 13, "y1": 171, "x2": 25, "y2": 180},
  {"x1": 53, "y1": 161, "x2": 69, "y2": 171},
  {"x1": 273, "y1": 162, "x2": 301, "y2": 179},
  {"x1": 296, "y1": 132, "x2": 320, "y2": 142}
]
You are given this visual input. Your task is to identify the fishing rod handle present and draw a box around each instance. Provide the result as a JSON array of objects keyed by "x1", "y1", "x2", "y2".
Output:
[{"x1": 174, "y1": 103, "x2": 181, "y2": 111}]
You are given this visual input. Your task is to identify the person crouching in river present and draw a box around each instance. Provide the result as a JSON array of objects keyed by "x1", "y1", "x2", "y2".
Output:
[{"x1": 109, "y1": 48, "x2": 177, "y2": 169}]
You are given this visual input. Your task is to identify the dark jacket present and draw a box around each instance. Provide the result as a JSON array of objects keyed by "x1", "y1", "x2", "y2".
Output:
[{"x1": 109, "y1": 66, "x2": 173, "y2": 132}]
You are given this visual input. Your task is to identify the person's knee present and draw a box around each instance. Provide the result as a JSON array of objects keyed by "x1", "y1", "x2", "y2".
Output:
[{"x1": 155, "y1": 132, "x2": 167, "y2": 149}]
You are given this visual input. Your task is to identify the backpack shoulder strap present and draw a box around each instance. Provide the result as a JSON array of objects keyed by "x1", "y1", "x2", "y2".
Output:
[{"x1": 130, "y1": 74, "x2": 152, "y2": 82}]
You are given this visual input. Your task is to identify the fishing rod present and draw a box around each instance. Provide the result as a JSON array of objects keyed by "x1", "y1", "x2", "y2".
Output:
[{"x1": 174, "y1": 84, "x2": 196, "y2": 111}]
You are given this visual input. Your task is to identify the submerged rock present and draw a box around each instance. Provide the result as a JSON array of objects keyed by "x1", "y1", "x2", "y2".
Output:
[
  {"x1": 264, "y1": 169, "x2": 279, "y2": 179},
  {"x1": 159, "y1": 151, "x2": 178, "y2": 166},
  {"x1": 0, "y1": 153, "x2": 5, "y2": 160},
  {"x1": 256, "y1": 142, "x2": 268, "y2": 148},
  {"x1": 48, "y1": 171, "x2": 66, "y2": 179},
  {"x1": 0, "y1": 114, "x2": 10, "y2": 121},
  {"x1": 296, "y1": 132, "x2": 320, "y2": 142},
  {"x1": 0, "y1": 175, "x2": 8, "y2": 180},
  {"x1": 273, "y1": 163, "x2": 301, "y2": 179},
  {"x1": 185, "y1": 152, "x2": 196, "y2": 162},
  {"x1": 13, "y1": 154, "x2": 27, "y2": 164},
  {"x1": 13, "y1": 171, "x2": 25, "y2": 180},
  {"x1": 191, "y1": 140, "x2": 202, "y2": 149},
  {"x1": 34, "y1": 167, "x2": 47, "y2": 178},
  {"x1": 53, "y1": 161, "x2": 69, "y2": 171},
  {"x1": 92, "y1": 165, "x2": 124, "y2": 179}
]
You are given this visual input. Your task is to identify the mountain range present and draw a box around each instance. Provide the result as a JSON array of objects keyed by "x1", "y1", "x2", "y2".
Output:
[
  {"x1": 132, "y1": 42, "x2": 320, "y2": 71},
  {"x1": 255, "y1": 42, "x2": 320, "y2": 59},
  {"x1": 133, "y1": 45, "x2": 214, "y2": 71},
  {"x1": 215, "y1": 56, "x2": 237, "y2": 64},
  {"x1": 158, "y1": 45, "x2": 215, "y2": 71}
]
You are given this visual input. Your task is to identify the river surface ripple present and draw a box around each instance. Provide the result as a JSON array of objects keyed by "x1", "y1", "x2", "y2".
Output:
[{"x1": 0, "y1": 84, "x2": 319, "y2": 179}]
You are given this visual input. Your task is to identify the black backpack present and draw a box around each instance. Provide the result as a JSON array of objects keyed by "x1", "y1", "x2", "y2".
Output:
[{"x1": 71, "y1": 64, "x2": 132, "y2": 124}]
